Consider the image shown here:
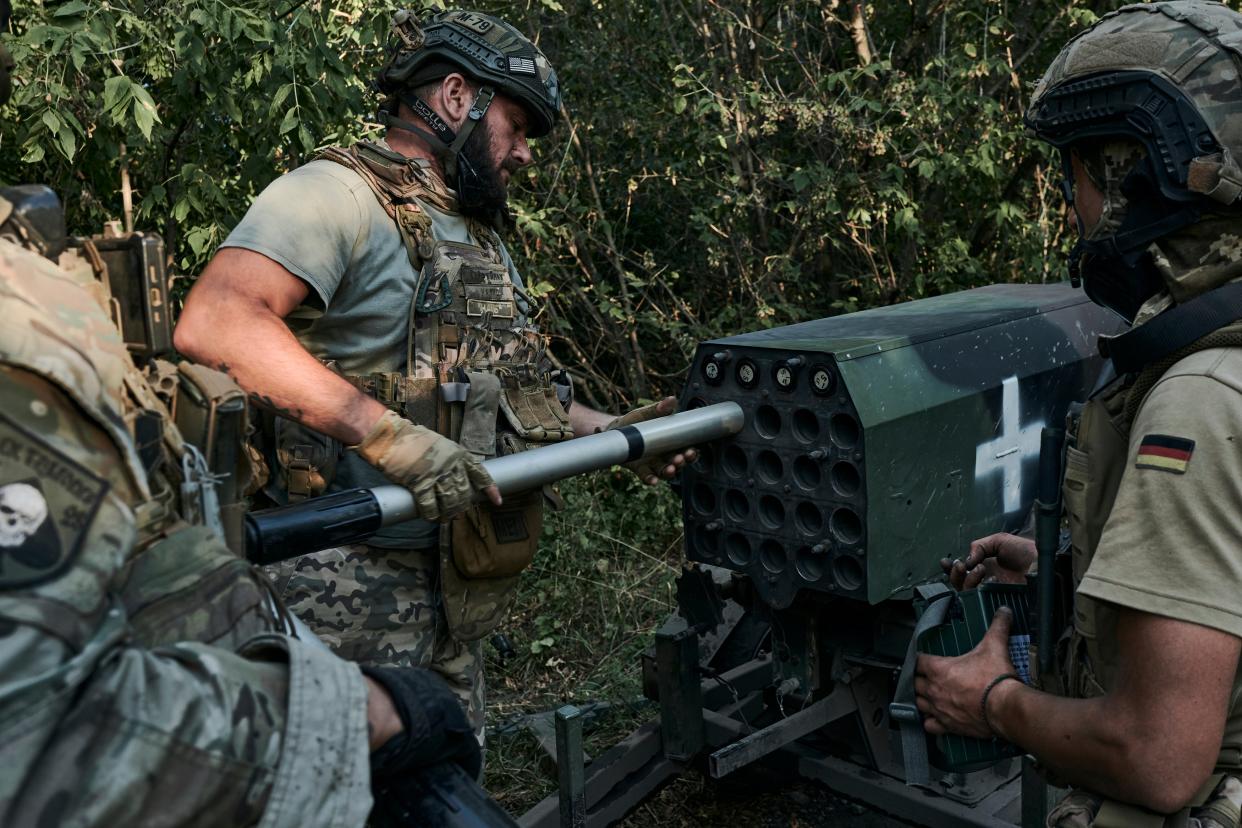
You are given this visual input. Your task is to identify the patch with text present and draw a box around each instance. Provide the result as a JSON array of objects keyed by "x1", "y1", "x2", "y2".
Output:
[{"x1": 0, "y1": 412, "x2": 109, "y2": 587}]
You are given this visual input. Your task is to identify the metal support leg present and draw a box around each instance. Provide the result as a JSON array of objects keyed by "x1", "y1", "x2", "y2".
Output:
[
  {"x1": 656, "y1": 619, "x2": 704, "y2": 761},
  {"x1": 1021, "y1": 754, "x2": 1054, "y2": 828},
  {"x1": 555, "y1": 705, "x2": 585, "y2": 828},
  {"x1": 708, "y1": 685, "x2": 855, "y2": 778}
]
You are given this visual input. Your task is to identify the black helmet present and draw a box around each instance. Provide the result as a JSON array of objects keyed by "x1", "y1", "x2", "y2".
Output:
[{"x1": 378, "y1": 9, "x2": 561, "y2": 139}]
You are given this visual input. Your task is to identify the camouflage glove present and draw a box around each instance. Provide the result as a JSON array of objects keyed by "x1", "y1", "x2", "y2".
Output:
[
  {"x1": 1192, "y1": 775, "x2": 1242, "y2": 828},
  {"x1": 602, "y1": 397, "x2": 695, "y2": 485},
  {"x1": 1046, "y1": 790, "x2": 1101, "y2": 828},
  {"x1": 356, "y1": 410, "x2": 493, "y2": 522}
]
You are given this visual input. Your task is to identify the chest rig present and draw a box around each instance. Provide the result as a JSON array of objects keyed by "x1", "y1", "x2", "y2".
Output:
[
  {"x1": 318, "y1": 141, "x2": 573, "y2": 641},
  {"x1": 318, "y1": 141, "x2": 572, "y2": 453}
]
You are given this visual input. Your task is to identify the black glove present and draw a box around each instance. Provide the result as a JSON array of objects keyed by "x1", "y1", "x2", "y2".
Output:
[
  {"x1": 369, "y1": 762, "x2": 518, "y2": 828},
  {"x1": 362, "y1": 665, "x2": 482, "y2": 780}
]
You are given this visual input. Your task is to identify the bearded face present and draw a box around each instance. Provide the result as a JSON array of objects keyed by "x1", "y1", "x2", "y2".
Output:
[{"x1": 455, "y1": 118, "x2": 518, "y2": 226}]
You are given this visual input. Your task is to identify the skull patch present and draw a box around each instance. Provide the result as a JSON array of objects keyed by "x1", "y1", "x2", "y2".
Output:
[
  {"x1": 0, "y1": 411, "x2": 110, "y2": 587},
  {"x1": 0, "y1": 482, "x2": 49, "y2": 547}
]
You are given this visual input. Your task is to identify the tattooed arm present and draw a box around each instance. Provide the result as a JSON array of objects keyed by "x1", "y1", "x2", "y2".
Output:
[{"x1": 175, "y1": 247, "x2": 387, "y2": 445}]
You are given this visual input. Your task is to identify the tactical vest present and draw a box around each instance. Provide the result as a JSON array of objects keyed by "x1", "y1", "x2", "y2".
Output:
[{"x1": 315, "y1": 141, "x2": 573, "y2": 640}]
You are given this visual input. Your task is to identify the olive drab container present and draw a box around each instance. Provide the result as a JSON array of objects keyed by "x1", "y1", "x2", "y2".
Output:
[
  {"x1": 678, "y1": 282, "x2": 1121, "y2": 610},
  {"x1": 917, "y1": 583, "x2": 1033, "y2": 771}
]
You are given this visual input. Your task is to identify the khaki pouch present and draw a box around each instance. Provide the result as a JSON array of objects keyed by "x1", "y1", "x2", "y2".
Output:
[
  {"x1": 458, "y1": 371, "x2": 501, "y2": 458},
  {"x1": 451, "y1": 490, "x2": 542, "y2": 579},
  {"x1": 174, "y1": 362, "x2": 255, "y2": 553},
  {"x1": 274, "y1": 417, "x2": 340, "y2": 502},
  {"x1": 497, "y1": 371, "x2": 573, "y2": 443},
  {"x1": 439, "y1": 490, "x2": 543, "y2": 641}
]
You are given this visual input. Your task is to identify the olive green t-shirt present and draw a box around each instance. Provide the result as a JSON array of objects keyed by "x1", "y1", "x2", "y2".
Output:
[
  {"x1": 1077, "y1": 347, "x2": 1242, "y2": 767},
  {"x1": 221, "y1": 155, "x2": 527, "y2": 547}
]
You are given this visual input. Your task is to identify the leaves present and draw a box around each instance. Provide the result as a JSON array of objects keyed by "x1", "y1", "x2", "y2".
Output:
[
  {"x1": 2, "y1": 0, "x2": 376, "y2": 271},
  {"x1": 52, "y1": 1, "x2": 91, "y2": 18},
  {"x1": 278, "y1": 106, "x2": 300, "y2": 135},
  {"x1": 131, "y1": 84, "x2": 162, "y2": 140},
  {"x1": 1, "y1": 0, "x2": 1089, "y2": 402}
]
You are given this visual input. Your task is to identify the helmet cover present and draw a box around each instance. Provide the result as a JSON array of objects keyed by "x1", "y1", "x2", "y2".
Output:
[
  {"x1": 378, "y1": 9, "x2": 561, "y2": 138},
  {"x1": 1027, "y1": 1, "x2": 1242, "y2": 315}
]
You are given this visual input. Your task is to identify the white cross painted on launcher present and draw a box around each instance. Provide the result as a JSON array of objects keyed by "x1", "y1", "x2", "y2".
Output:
[{"x1": 974, "y1": 376, "x2": 1043, "y2": 515}]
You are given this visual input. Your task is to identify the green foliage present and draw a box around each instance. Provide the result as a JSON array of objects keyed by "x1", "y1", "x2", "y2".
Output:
[
  {"x1": 1, "y1": 0, "x2": 407, "y2": 270},
  {"x1": 7, "y1": 0, "x2": 1230, "y2": 402},
  {"x1": 484, "y1": 469, "x2": 685, "y2": 812}
]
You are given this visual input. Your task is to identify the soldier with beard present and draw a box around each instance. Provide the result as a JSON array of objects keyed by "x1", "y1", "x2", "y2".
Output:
[
  {"x1": 176, "y1": 8, "x2": 692, "y2": 740},
  {"x1": 0, "y1": 0, "x2": 509, "y2": 823}
]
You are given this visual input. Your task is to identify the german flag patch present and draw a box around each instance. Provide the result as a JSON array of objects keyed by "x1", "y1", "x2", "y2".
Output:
[{"x1": 1135, "y1": 434, "x2": 1196, "y2": 474}]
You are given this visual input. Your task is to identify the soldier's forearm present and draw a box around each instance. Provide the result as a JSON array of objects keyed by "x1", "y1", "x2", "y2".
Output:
[
  {"x1": 990, "y1": 681, "x2": 1193, "y2": 813},
  {"x1": 177, "y1": 291, "x2": 385, "y2": 445}
]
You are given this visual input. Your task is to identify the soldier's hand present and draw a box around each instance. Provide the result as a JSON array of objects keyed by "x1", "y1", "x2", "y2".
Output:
[
  {"x1": 914, "y1": 607, "x2": 1021, "y2": 739},
  {"x1": 602, "y1": 396, "x2": 698, "y2": 485},
  {"x1": 940, "y1": 533, "x2": 1036, "y2": 591},
  {"x1": 356, "y1": 410, "x2": 502, "y2": 521},
  {"x1": 362, "y1": 665, "x2": 481, "y2": 779}
]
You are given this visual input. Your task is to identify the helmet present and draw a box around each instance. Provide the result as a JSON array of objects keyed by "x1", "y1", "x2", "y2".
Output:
[
  {"x1": 378, "y1": 9, "x2": 561, "y2": 139},
  {"x1": 1026, "y1": 1, "x2": 1242, "y2": 320}
]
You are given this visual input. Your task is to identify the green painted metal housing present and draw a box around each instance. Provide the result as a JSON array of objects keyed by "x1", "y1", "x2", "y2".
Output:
[{"x1": 680, "y1": 283, "x2": 1122, "y2": 607}]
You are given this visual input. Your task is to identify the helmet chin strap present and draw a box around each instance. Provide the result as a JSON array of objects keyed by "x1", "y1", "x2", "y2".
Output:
[{"x1": 377, "y1": 85, "x2": 496, "y2": 184}]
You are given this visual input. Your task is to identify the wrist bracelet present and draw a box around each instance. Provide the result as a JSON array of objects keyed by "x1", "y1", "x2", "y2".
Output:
[{"x1": 980, "y1": 672, "x2": 1022, "y2": 737}]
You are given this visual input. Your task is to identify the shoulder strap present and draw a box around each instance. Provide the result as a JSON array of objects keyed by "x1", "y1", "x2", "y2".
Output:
[
  {"x1": 317, "y1": 142, "x2": 434, "y2": 272},
  {"x1": 1099, "y1": 280, "x2": 1242, "y2": 374},
  {"x1": 888, "y1": 586, "x2": 955, "y2": 787},
  {"x1": 1120, "y1": 317, "x2": 1242, "y2": 427}
]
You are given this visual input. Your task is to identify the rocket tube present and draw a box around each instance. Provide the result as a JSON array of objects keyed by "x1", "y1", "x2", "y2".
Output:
[{"x1": 246, "y1": 402, "x2": 743, "y2": 564}]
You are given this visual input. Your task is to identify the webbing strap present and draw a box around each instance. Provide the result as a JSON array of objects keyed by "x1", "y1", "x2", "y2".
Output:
[
  {"x1": 1099, "y1": 280, "x2": 1242, "y2": 373},
  {"x1": 390, "y1": 86, "x2": 496, "y2": 181},
  {"x1": 889, "y1": 589, "x2": 955, "y2": 787}
]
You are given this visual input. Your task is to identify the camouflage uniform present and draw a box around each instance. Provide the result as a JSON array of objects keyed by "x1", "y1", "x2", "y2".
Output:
[
  {"x1": 267, "y1": 543, "x2": 485, "y2": 731},
  {"x1": 0, "y1": 231, "x2": 373, "y2": 826}
]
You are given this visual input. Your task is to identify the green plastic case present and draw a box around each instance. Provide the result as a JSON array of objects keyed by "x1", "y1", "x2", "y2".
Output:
[{"x1": 917, "y1": 583, "x2": 1031, "y2": 772}]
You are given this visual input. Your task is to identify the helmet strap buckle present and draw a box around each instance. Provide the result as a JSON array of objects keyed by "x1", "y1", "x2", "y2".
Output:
[{"x1": 466, "y1": 87, "x2": 496, "y2": 124}]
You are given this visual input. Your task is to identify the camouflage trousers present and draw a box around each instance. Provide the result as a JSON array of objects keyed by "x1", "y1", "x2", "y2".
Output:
[
  {"x1": 1048, "y1": 776, "x2": 1242, "y2": 828},
  {"x1": 265, "y1": 543, "x2": 485, "y2": 739}
]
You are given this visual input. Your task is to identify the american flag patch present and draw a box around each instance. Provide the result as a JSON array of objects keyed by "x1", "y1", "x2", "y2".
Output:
[
  {"x1": 1135, "y1": 434, "x2": 1196, "y2": 474},
  {"x1": 508, "y1": 56, "x2": 537, "y2": 75}
]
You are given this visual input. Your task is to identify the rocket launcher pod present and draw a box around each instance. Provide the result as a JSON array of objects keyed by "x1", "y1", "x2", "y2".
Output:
[
  {"x1": 678, "y1": 283, "x2": 1121, "y2": 609},
  {"x1": 245, "y1": 401, "x2": 744, "y2": 564}
]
